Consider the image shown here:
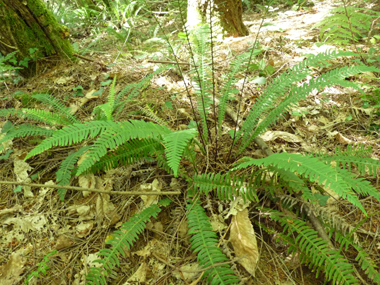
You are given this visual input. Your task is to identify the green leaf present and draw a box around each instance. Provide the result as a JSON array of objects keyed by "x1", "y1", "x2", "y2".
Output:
[{"x1": 251, "y1": 76, "x2": 266, "y2": 85}]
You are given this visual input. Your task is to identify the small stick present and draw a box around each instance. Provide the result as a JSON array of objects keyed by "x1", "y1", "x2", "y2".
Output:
[
  {"x1": 72, "y1": 53, "x2": 107, "y2": 67},
  {"x1": 0, "y1": 180, "x2": 181, "y2": 196},
  {"x1": 148, "y1": 60, "x2": 190, "y2": 65}
]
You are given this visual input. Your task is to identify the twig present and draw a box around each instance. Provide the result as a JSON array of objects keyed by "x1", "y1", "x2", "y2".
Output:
[
  {"x1": 307, "y1": 210, "x2": 334, "y2": 249},
  {"x1": 152, "y1": 252, "x2": 239, "y2": 273},
  {"x1": 72, "y1": 53, "x2": 106, "y2": 67},
  {"x1": 148, "y1": 60, "x2": 190, "y2": 65},
  {"x1": 0, "y1": 180, "x2": 181, "y2": 196}
]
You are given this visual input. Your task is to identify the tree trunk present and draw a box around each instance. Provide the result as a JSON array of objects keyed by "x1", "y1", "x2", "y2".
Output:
[
  {"x1": 0, "y1": 0, "x2": 75, "y2": 78},
  {"x1": 187, "y1": 0, "x2": 249, "y2": 37}
]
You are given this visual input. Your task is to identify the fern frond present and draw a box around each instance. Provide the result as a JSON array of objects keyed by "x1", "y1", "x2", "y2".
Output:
[
  {"x1": 21, "y1": 109, "x2": 75, "y2": 126},
  {"x1": 75, "y1": 120, "x2": 171, "y2": 175},
  {"x1": 218, "y1": 52, "x2": 254, "y2": 130},
  {"x1": 233, "y1": 153, "x2": 366, "y2": 214},
  {"x1": 0, "y1": 107, "x2": 72, "y2": 126},
  {"x1": 192, "y1": 172, "x2": 258, "y2": 202},
  {"x1": 115, "y1": 65, "x2": 173, "y2": 103},
  {"x1": 86, "y1": 138, "x2": 163, "y2": 174},
  {"x1": 337, "y1": 167, "x2": 380, "y2": 201},
  {"x1": 0, "y1": 108, "x2": 23, "y2": 118},
  {"x1": 313, "y1": 145, "x2": 380, "y2": 200},
  {"x1": 0, "y1": 125, "x2": 55, "y2": 145},
  {"x1": 238, "y1": 50, "x2": 358, "y2": 153},
  {"x1": 319, "y1": 152, "x2": 380, "y2": 178},
  {"x1": 137, "y1": 105, "x2": 169, "y2": 127},
  {"x1": 268, "y1": 210, "x2": 359, "y2": 284},
  {"x1": 333, "y1": 229, "x2": 380, "y2": 284},
  {"x1": 106, "y1": 76, "x2": 117, "y2": 121},
  {"x1": 186, "y1": 202, "x2": 239, "y2": 284},
  {"x1": 247, "y1": 65, "x2": 379, "y2": 141},
  {"x1": 56, "y1": 146, "x2": 90, "y2": 201},
  {"x1": 313, "y1": 7, "x2": 380, "y2": 44},
  {"x1": 163, "y1": 128, "x2": 197, "y2": 177},
  {"x1": 32, "y1": 94, "x2": 79, "y2": 124},
  {"x1": 333, "y1": 144, "x2": 372, "y2": 158},
  {"x1": 86, "y1": 202, "x2": 168, "y2": 285},
  {"x1": 92, "y1": 77, "x2": 118, "y2": 121},
  {"x1": 192, "y1": 25, "x2": 214, "y2": 144},
  {"x1": 25, "y1": 121, "x2": 120, "y2": 160},
  {"x1": 156, "y1": 150, "x2": 174, "y2": 175},
  {"x1": 279, "y1": 195, "x2": 358, "y2": 240}
]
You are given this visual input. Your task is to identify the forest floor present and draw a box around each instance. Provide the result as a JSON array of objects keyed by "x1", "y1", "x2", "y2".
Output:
[{"x1": 1, "y1": 0, "x2": 380, "y2": 284}]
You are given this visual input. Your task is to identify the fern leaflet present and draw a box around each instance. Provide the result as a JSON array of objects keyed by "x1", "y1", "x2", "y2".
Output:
[
  {"x1": 25, "y1": 121, "x2": 120, "y2": 160},
  {"x1": 163, "y1": 128, "x2": 197, "y2": 177}
]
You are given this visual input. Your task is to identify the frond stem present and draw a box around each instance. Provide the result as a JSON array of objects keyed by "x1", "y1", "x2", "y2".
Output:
[
  {"x1": 175, "y1": 0, "x2": 210, "y2": 149},
  {"x1": 143, "y1": 0, "x2": 207, "y2": 152},
  {"x1": 227, "y1": 17, "x2": 266, "y2": 161},
  {"x1": 208, "y1": 1, "x2": 218, "y2": 165}
]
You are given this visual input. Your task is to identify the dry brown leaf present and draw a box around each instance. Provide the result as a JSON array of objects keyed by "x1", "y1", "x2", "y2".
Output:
[
  {"x1": 78, "y1": 174, "x2": 96, "y2": 197},
  {"x1": 0, "y1": 251, "x2": 26, "y2": 285},
  {"x1": 261, "y1": 131, "x2": 303, "y2": 143},
  {"x1": 230, "y1": 208, "x2": 259, "y2": 277},
  {"x1": 335, "y1": 132, "x2": 353, "y2": 144},
  {"x1": 140, "y1": 178, "x2": 161, "y2": 208},
  {"x1": 55, "y1": 235, "x2": 74, "y2": 250}
]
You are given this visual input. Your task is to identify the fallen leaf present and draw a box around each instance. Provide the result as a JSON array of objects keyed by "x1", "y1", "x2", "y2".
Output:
[
  {"x1": 261, "y1": 131, "x2": 303, "y2": 143},
  {"x1": 230, "y1": 208, "x2": 259, "y2": 276},
  {"x1": 0, "y1": 251, "x2": 26, "y2": 285},
  {"x1": 335, "y1": 133, "x2": 353, "y2": 144}
]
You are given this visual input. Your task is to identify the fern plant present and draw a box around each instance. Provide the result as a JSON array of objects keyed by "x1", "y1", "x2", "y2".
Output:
[
  {"x1": 25, "y1": 250, "x2": 57, "y2": 284},
  {"x1": 312, "y1": 5, "x2": 380, "y2": 45},
  {"x1": 19, "y1": 29, "x2": 380, "y2": 284},
  {"x1": 4, "y1": 6, "x2": 380, "y2": 284},
  {"x1": 174, "y1": 22, "x2": 380, "y2": 284}
]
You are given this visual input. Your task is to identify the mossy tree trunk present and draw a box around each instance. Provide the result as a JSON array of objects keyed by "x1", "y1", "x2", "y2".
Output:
[
  {"x1": 0, "y1": 0, "x2": 75, "y2": 78},
  {"x1": 187, "y1": 0, "x2": 249, "y2": 37}
]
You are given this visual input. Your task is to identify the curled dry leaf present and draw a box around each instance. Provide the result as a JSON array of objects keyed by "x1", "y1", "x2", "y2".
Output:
[
  {"x1": 140, "y1": 178, "x2": 161, "y2": 208},
  {"x1": 230, "y1": 208, "x2": 259, "y2": 277},
  {"x1": 261, "y1": 131, "x2": 303, "y2": 143}
]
